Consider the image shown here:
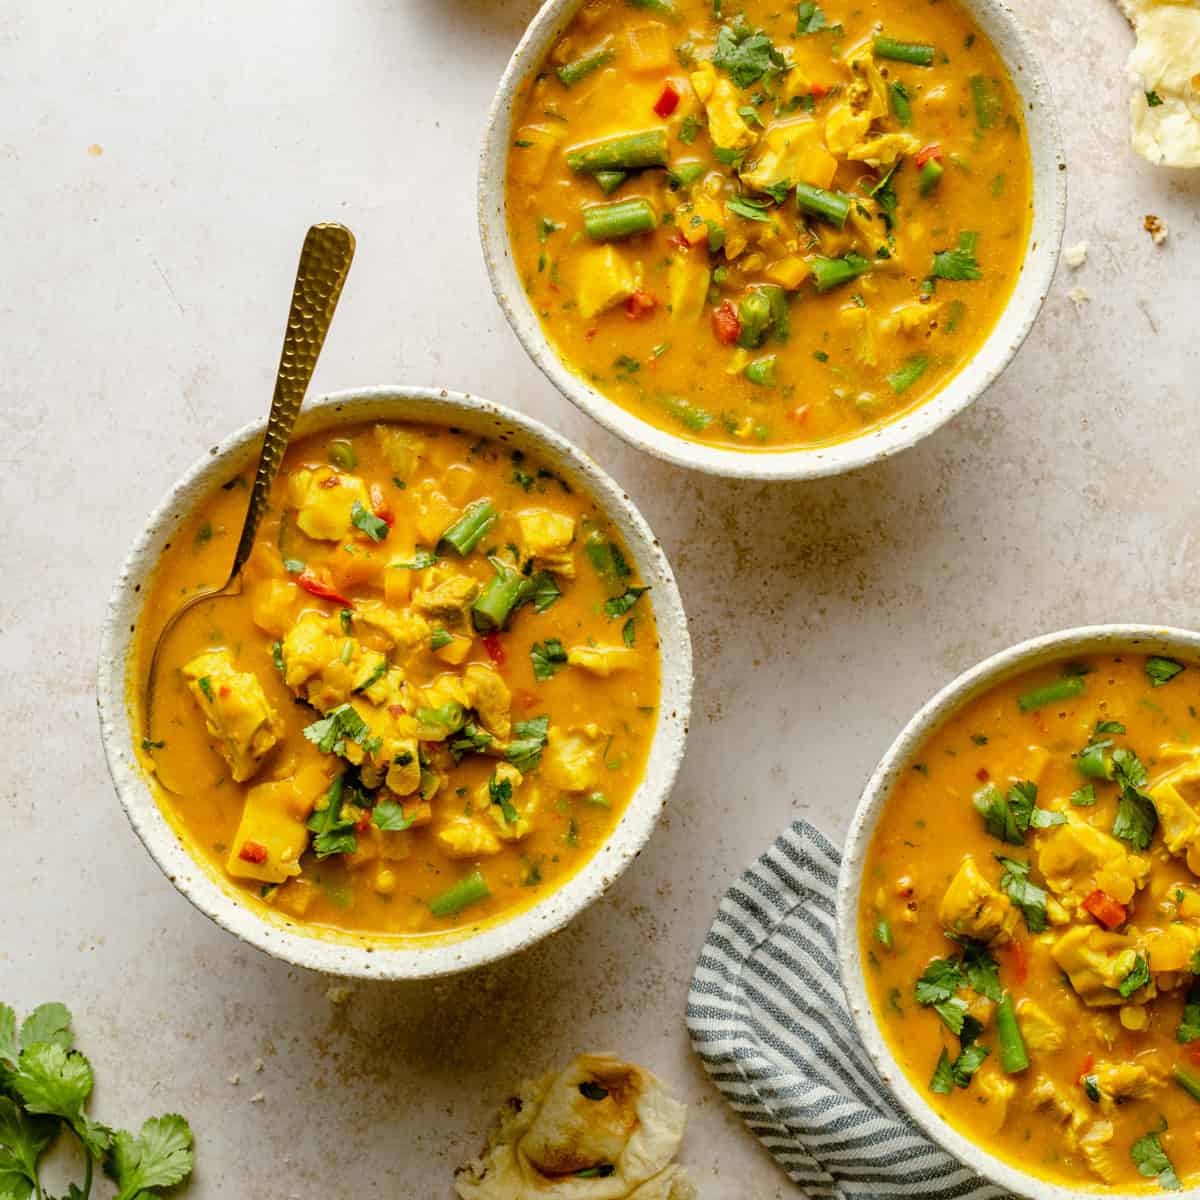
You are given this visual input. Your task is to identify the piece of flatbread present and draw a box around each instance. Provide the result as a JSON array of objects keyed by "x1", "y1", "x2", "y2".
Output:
[
  {"x1": 455, "y1": 1054, "x2": 695, "y2": 1200},
  {"x1": 1118, "y1": 0, "x2": 1200, "y2": 166}
]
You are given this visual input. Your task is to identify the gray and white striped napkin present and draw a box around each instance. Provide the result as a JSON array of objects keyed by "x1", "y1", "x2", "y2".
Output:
[{"x1": 686, "y1": 820, "x2": 1008, "y2": 1199}]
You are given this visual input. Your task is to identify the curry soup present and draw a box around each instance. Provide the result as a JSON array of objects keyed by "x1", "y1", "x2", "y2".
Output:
[
  {"x1": 506, "y1": 0, "x2": 1031, "y2": 451},
  {"x1": 860, "y1": 653, "x2": 1200, "y2": 1192},
  {"x1": 136, "y1": 422, "x2": 660, "y2": 939}
]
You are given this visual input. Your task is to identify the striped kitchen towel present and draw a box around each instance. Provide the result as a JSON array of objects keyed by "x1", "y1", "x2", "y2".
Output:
[{"x1": 686, "y1": 820, "x2": 1007, "y2": 1199}]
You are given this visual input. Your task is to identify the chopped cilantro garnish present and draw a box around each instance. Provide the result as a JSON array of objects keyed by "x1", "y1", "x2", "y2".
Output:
[
  {"x1": 531, "y1": 638, "x2": 569, "y2": 681},
  {"x1": 196, "y1": 676, "x2": 214, "y2": 702},
  {"x1": 711, "y1": 18, "x2": 787, "y2": 88},
  {"x1": 931, "y1": 231, "x2": 982, "y2": 281},
  {"x1": 1131, "y1": 1119, "x2": 1181, "y2": 1191},
  {"x1": 489, "y1": 773, "x2": 520, "y2": 825},
  {"x1": 372, "y1": 800, "x2": 416, "y2": 832},
  {"x1": 1119, "y1": 953, "x2": 1151, "y2": 998},
  {"x1": 350, "y1": 500, "x2": 389, "y2": 543},
  {"x1": 604, "y1": 586, "x2": 649, "y2": 618},
  {"x1": 507, "y1": 715, "x2": 550, "y2": 772},
  {"x1": 996, "y1": 855, "x2": 1047, "y2": 932},
  {"x1": 1147, "y1": 656, "x2": 1185, "y2": 687}
]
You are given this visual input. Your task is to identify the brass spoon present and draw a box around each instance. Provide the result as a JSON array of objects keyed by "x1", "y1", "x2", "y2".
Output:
[{"x1": 143, "y1": 222, "x2": 355, "y2": 753}]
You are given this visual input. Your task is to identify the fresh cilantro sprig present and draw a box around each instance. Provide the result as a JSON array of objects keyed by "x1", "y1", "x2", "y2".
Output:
[
  {"x1": 1131, "y1": 1119, "x2": 1182, "y2": 1191},
  {"x1": 0, "y1": 1001, "x2": 194, "y2": 1200},
  {"x1": 995, "y1": 856, "x2": 1048, "y2": 932},
  {"x1": 972, "y1": 779, "x2": 1063, "y2": 845},
  {"x1": 711, "y1": 17, "x2": 787, "y2": 88}
]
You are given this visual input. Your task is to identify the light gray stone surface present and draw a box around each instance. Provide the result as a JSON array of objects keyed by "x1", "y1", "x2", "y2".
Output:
[{"x1": 2, "y1": 0, "x2": 1198, "y2": 1195}]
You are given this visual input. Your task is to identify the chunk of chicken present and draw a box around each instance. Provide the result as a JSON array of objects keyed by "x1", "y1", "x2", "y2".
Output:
[
  {"x1": 575, "y1": 245, "x2": 639, "y2": 320},
  {"x1": 286, "y1": 465, "x2": 372, "y2": 541},
  {"x1": 689, "y1": 63, "x2": 756, "y2": 151},
  {"x1": 516, "y1": 509, "x2": 577, "y2": 578},
  {"x1": 354, "y1": 599, "x2": 430, "y2": 656},
  {"x1": 412, "y1": 571, "x2": 480, "y2": 626},
  {"x1": 846, "y1": 131, "x2": 921, "y2": 168},
  {"x1": 567, "y1": 645, "x2": 640, "y2": 676},
  {"x1": 1079, "y1": 1121, "x2": 1120, "y2": 1185},
  {"x1": 480, "y1": 762, "x2": 539, "y2": 841},
  {"x1": 463, "y1": 663, "x2": 511, "y2": 741},
  {"x1": 183, "y1": 650, "x2": 282, "y2": 782},
  {"x1": 973, "y1": 1067, "x2": 1016, "y2": 1135},
  {"x1": 1148, "y1": 760, "x2": 1200, "y2": 875},
  {"x1": 279, "y1": 612, "x2": 386, "y2": 711},
  {"x1": 937, "y1": 856, "x2": 1019, "y2": 945},
  {"x1": 1093, "y1": 1061, "x2": 1161, "y2": 1105},
  {"x1": 1029, "y1": 1076, "x2": 1088, "y2": 1145},
  {"x1": 1051, "y1": 926, "x2": 1142, "y2": 1007},
  {"x1": 738, "y1": 118, "x2": 836, "y2": 192},
  {"x1": 1016, "y1": 998, "x2": 1065, "y2": 1053},
  {"x1": 543, "y1": 724, "x2": 608, "y2": 792},
  {"x1": 1036, "y1": 818, "x2": 1151, "y2": 909},
  {"x1": 437, "y1": 816, "x2": 502, "y2": 859},
  {"x1": 373, "y1": 424, "x2": 425, "y2": 480}
]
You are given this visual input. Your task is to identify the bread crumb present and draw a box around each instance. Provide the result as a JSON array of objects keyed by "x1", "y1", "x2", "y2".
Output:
[
  {"x1": 325, "y1": 985, "x2": 354, "y2": 1005},
  {"x1": 1063, "y1": 242, "x2": 1088, "y2": 269},
  {"x1": 249, "y1": 1092, "x2": 265, "y2": 1104},
  {"x1": 1068, "y1": 286, "x2": 1092, "y2": 308},
  {"x1": 1144, "y1": 214, "x2": 1168, "y2": 245},
  {"x1": 254, "y1": 1057, "x2": 265, "y2": 1073},
  {"x1": 227, "y1": 1074, "x2": 240, "y2": 1086}
]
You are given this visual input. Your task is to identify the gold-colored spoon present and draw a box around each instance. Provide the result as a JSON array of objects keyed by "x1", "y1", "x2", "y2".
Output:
[{"x1": 143, "y1": 222, "x2": 355, "y2": 754}]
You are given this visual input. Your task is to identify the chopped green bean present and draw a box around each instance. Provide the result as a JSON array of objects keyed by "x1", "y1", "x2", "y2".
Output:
[
  {"x1": 567, "y1": 130, "x2": 669, "y2": 174},
  {"x1": 744, "y1": 355, "x2": 777, "y2": 386},
  {"x1": 795, "y1": 182, "x2": 851, "y2": 227},
  {"x1": 996, "y1": 993, "x2": 1030, "y2": 1074},
  {"x1": 584, "y1": 197, "x2": 657, "y2": 241},
  {"x1": 875, "y1": 917, "x2": 893, "y2": 949},
  {"x1": 887, "y1": 354, "x2": 929, "y2": 395},
  {"x1": 429, "y1": 870, "x2": 490, "y2": 917},
  {"x1": 667, "y1": 161, "x2": 706, "y2": 189},
  {"x1": 327, "y1": 439, "x2": 358, "y2": 469},
  {"x1": 439, "y1": 498, "x2": 497, "y2": 556},
  {"x1": 595, "y1": 169, "x2": 627, "y2": 194},
  {"x1": 556, "y1": 46, "x2": 615, "y2": 88},
  {"x1": 1173, "y1": 1065, "x2": 1200, "y2": 1103},
  {"x1": 810, "y1": 253, "x2": 870, "y2": 293},
  {"x1": 737, "y1": 290, "x2": 773, "y2": 348},
  {"x1": 472, "y1": 557, "x2": 533, "y2": 632},
  {"x1": 919, "y1": 159, "x2": 944, "y2": 195},
  {"x1": 1018, "y1": 675, "x2": 1086, "y2": 712},
  {"x1": 874, "y1": 35, "x2": 936, "y2": 66}
]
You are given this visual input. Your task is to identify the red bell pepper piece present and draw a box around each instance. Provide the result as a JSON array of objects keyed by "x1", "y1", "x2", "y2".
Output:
[
  {"x1": 297, "y1": 567, "x2": 354, "y2": 608},
  {"x1": 369, "y1": 483, "x2": 394, "y2": 526},
  {"x1": 810, "y1": 82, "x2": 830, "y2": 98},
  {"x1": 1077, "y1": 1053, "x2": 1095, "y2": 1082},
  {"x1": 711, "y1": 300, "x2": 741, "y2": 345},
  {"x1": 1008, "y1": 938, "x2": 1029, "y2": 984},
  {"x1": 238, "y1": 840, "x2": 268, "y2": 864},
  {"x1": 915, "y1": 143, "x2": 944, "y2": 166},
  {"x1": 1082, "y1": 889, "x2": 1127, "y2": 930},
  {"x1": 654, "y1": 82, "x2": 680, "y2": 117},
  {"x1": 624, "y1": 289, "x2": 657, "y2": 319},
  {"x1": 483, "y1": 633, "x2": 506, "y2": 666}
]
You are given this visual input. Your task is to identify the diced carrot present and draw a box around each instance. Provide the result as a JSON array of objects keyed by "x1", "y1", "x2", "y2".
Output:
[
  {"x1": 1082, "y1": 889, "x2": 1127, "y2": 930},
  {"x1": 1008, "y1": 938, "x2": 1029, "y2": 984},
  {"x1": 711, "y1": 300, "x2": 740, "y2": 345},
  {"x1": 915, "y1": 143, "x2": 944, "y2": 166},
  {"x1": 238, "y1": 841, "x2": 268, "y2": 864},
  {"x1": 624, "y1": 289, "x2": 657, "y2": 319}
]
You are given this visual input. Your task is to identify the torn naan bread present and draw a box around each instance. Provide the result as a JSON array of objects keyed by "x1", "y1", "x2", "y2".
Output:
[{"x1": 455, "y1": 1054, "x2": 695, "y2": 1200}]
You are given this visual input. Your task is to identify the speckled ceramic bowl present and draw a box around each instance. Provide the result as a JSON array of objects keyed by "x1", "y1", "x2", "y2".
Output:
[
  {"x1": 478, "y1": 0, "x2": 1066, "y2": 480},
  {"x1": 837, "y1": 624, "x2": 1200, "y2": 1200},
  {"x1": 97, "y1": 387, "x2": 693, "y2": 980}
]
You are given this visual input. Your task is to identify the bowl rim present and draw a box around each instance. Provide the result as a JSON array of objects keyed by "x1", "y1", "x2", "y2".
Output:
[
  {"x1": 835, "y1": 623, "x2": 1200, "y2": 1200},
  {"x1": 96, "y1": 385, "x2": 694, "y2": 980},
  {"x1": 477, "y1": 0, "x2": 1068, "y2": 481}
]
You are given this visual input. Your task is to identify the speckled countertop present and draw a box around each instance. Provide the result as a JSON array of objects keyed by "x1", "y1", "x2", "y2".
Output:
[{"x1": 3, "y1": 0, "x2": 1199, "y2": 1195}]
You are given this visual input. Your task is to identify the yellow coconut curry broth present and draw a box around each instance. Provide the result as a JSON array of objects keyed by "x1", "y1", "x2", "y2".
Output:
[
  {"x1": 860, "y1": 654, "x2": 1200, "y2": 1191},
  {"x1": 137, "y1": 423, "x2": 660, "y2": 938},
  {"x1": 506, "y1": 0, "x2": 1031, "y2": 451}
]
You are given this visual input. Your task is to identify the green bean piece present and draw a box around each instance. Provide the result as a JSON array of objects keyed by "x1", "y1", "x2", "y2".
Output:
[
  {"x1": 667, "y1": 161, "x2": 706, "y2": 190},
  {"x1": 1017, "y1": 675, "x2": 1086, "y2": 712},
  {"x1": 887, "y1": 354, "x2": 929, "y2": 395},
  {"x1": 810, "y1": 253, "x2": 870, "y2": 293},
  {"x1": 583, "y1": 197, "x2": 657, "y2": 242},
  {"x1": 429, "y1": 870, "x2": 491, "y2": 917},
  {"x1": 327, "y1": 439, "x2": 358, "y2": 469},
  {"x1": 629, "y1": 0, "x2": 675, "y2": 12},
  {"x1": 744, "y1": 355, "x2": 777, "y2": 386},
  {"x1": 875, "y1": 917, "x2": 893, "y2": 949},
  {"x1": 874, "y1": 35, "x2": 936, "y2": 66},
  {"x1": 795, "y1": 182, "x2": 851, "y2": 227},
  {"x1": 595, "y1": 170, "x2": 627, "y2": 194},
  {"x1": 762, "y1": 284, "x2": 789, "y2": 341},
  {"x1": 996, "y1": 993, "x2": 1030, "y2": 1074},
  {"x1": 472, "y1": 557, "x2": 533, "y2": 632},
  {"x1": 556, "y1": 46, "x2": 615, "y2": 88},
  {"x1": 660, "y1": 393, "x2": 714, "y2": 432},
  {"x1": 737, "y1": 290, "x2": 773, "y2": 349},
  {"x1": 1173, "y1": 1065, "x2": 1200, "y2": 1103},
  {"x1": 439, "y1": 498, "x2": 497, "y2": 556},
  {"x1": 919, "y1": 159, "x2": 944, "y2": 195},
  {"x1": 566, "y1": 129, "x2": 670, "y2": 174}
]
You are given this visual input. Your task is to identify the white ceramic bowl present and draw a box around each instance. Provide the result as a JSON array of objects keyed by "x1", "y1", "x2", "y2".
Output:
[
  {"x1": 478, "y1": 0, "x2": 1066, "y2": 480},
  {"x1": 97, "y1": 387, "x2": 693, "y2": 980},
  {"x1": 837, "y1": 624, "x2": 1200, "y2": 1200}
]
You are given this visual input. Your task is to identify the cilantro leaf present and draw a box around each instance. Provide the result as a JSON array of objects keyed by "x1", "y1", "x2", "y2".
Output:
[
  {"x1": 1146, "y1": 89, "x2": 1164, "y2": 107},
  {"x1": 531, "y1": 639, "x2": 568, "y2": 681},
  {"x1": 19, "y1": 1006, "x2": 72, "y2": 1055},
  {"x1": 962, "y1": 941, "x2": 1002, "y2": 1002},
  {"x1": 390, "y1": 548, "x2": 437, "y2": 570},
  {"x1": 12, "y1": 1044, "x2": 108, "y2": 1158},
  {"x1": 0, "y1": 1097, "x2": 54, "y2": 1196},
  {"x1": 931, "y1": 232, "x2": 982, "y2": 281},
  {"x1": 303, "y1": 704, "x2": 374, "y2": 758},
  {"x1": 950, "y1": 1040, "x2": 990, "y2": 1088},
  {"x1": 350, "y1": 500, "x2": 389, "y2": 543},
  {"x1": 604, "y1": 586, "x2": 648, "y2": 619},
  {"x1": 1070, "y1": 783, "x2": 1096, "y2": 807},
  {"x1": 305, "y1": 774, "x2": 357, "y2": 859},
  {"x1": 0, "y1": 1008, "x2": 17, "y2": 1072},
  {"x1": 506, "y1": 715, "x2": 550, "y2": 772},
  {"x1": 973, "y1": 780, "x2": 1061, "y2": 844},
  {"x1": 372, "y1": 801, "x2": 416, "y2": 833},
  {"x1": 448, "y1": 721, "x2": 493, "y2": 763},
  {"x1": 914, "y1": 956, "x2": 964, "y2": 1006},
  {"x1": 622, "y1": 617, "x2": 636, "y2": 648},
  {"x1": 1112, "y1": 747, "x2": 1148, "y2": 790},
  {"x1": 1113, "y1": 786, "x2": 1158, "y2": 852},
  {"x1": 1131, "y1": 1120, "x2": 1181, "y2": 1191},
  {"x1": 1178, "y1": 982, "x2": 1200, "y2": 1043},
  {"x1": 795, "y1": 1, "x2": 826, "y2": 33},
  {"x1": 712, "y1": 19, "x2": 787, "y2": 88},
  {"x1": 527, "y1": 571, "x2": 562, "y2": 613},
  {"x1": 585, "y1": 535, "x2": 630, "y2": 584},
  {"x1": 1119, "y1": 953, "x2": 1151, "y2": 999},
  {"x1": 871, "y1": 162, "x2": 900, "y2": 230},
  {"x1": 929, "y1": 1049, "x2": 954, "y2": 1094},
  {"x1": 727, "y1": 196, "x2": 773, "y2": 222},
  {"x1": 996, "y1": 856, "x2": 1047, "y2": 933},
  {"x1": 933, "y1": 996, "x2": 968, "y2": 1034},
  {"x1": 489, "y1": 774, "x2": 520, "y2": 825},
  {"x1": 105, "y1": 1114, "x2": 194, "y2": 1200},
  {"x1": 1147, "y1": 656, "x2": 1185, "y2": 688}
]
